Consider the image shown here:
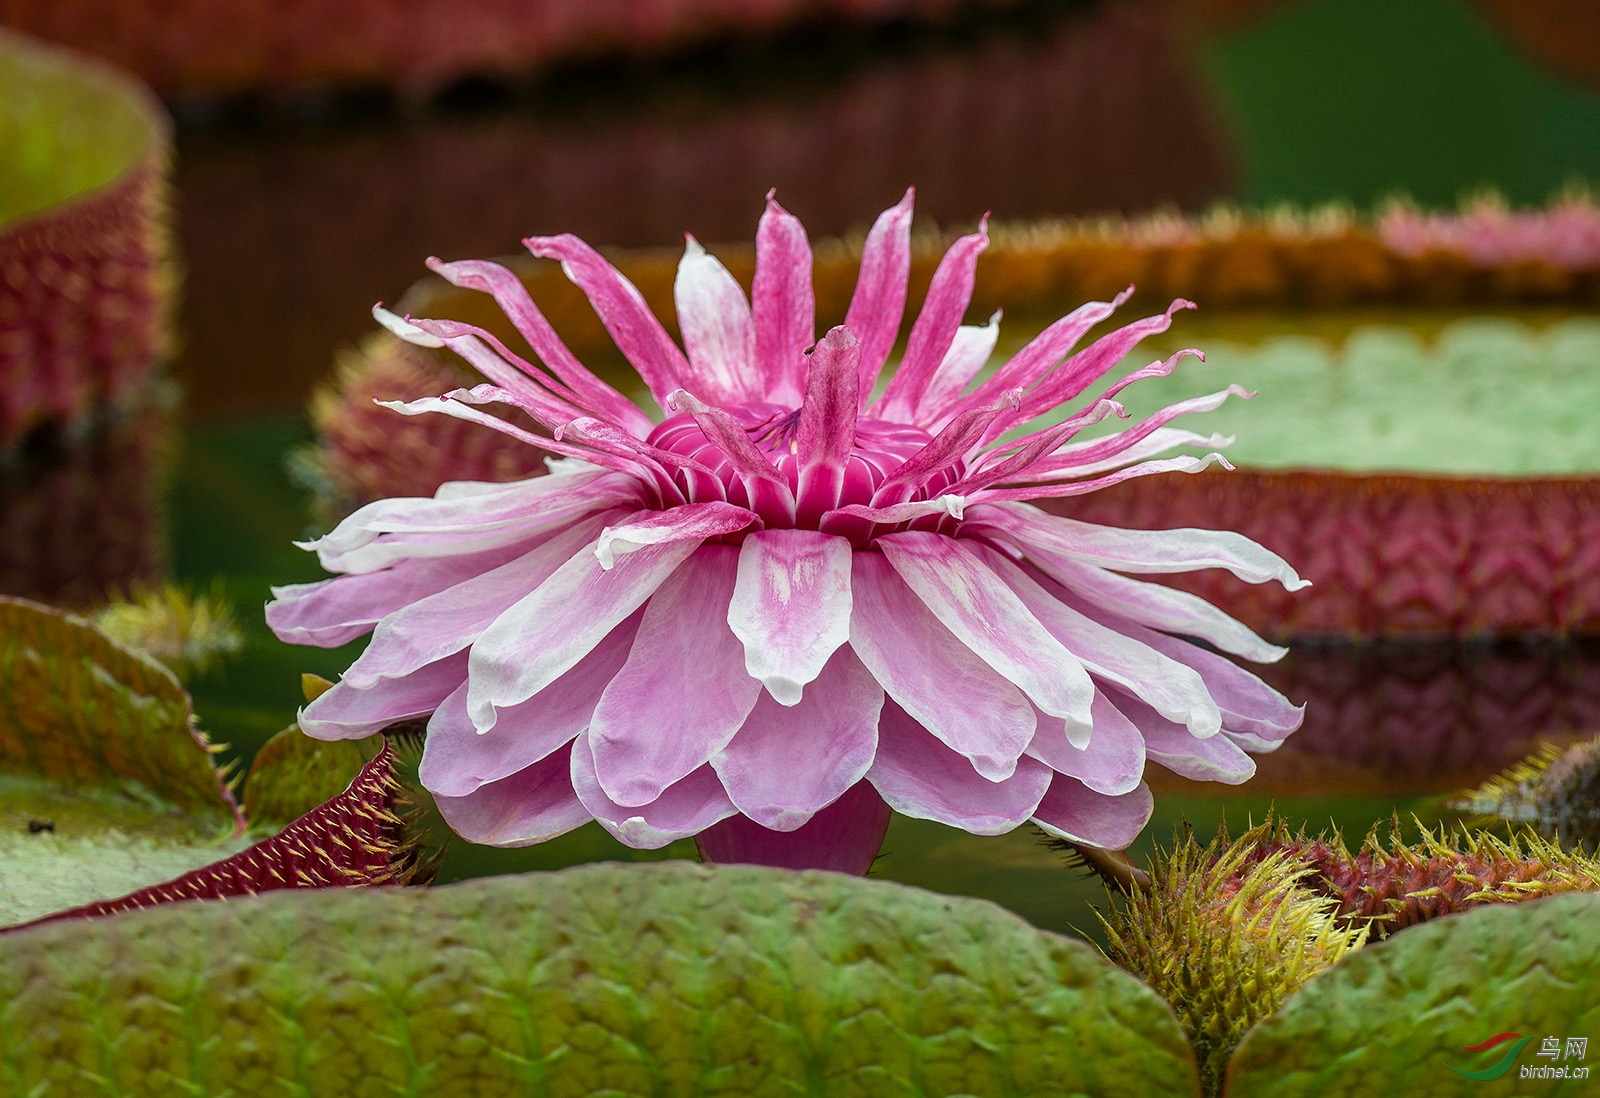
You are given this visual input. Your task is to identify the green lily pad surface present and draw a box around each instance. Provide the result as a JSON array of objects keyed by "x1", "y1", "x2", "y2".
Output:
[
  {"x1": 0, "y1": 598, "x2": 244, "y2": 927},
  {"x1": 0, "y1": 862, "x2": 1197, "y2": 1097},
  {"x1": 0, "y1": 29, "x2": 161, "y2": 229},
  {"x1": 1097, "y1": 318, "x2": 1600, "y2": 477},
  {"x1": 1227, "y1": 892, "x2": 1600, "y2": 1096}
]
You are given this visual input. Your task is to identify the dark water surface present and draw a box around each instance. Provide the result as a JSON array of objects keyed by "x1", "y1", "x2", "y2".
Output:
[{"x1": 169, "y1": 0, "x2": 1600, "y2": 419}]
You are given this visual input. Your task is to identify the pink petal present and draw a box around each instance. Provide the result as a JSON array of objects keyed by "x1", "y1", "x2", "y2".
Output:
[
  {"x1": 876, "y1": 531, "x2": 1095, "y2": 731},
  {"x1": 848, "y1": 551, "x2": 1035, "y2": 781},
  {"x1": 1024, "y1": 427, "x2": 1233, "y2": 483},
  {"x1": 375, "y1": 389, "x2": 647, "y2": 481},
  {"x1": 267, "y1": 542, "x2": 531, "y2": 648},
  {"x1": 867, "y1": 701, "x2": 1052, "y2": 835},
  {"x1": 822, "y1": 496, "x2": 966, "y2": 527},
  {"x1": 340, "y1": 516, "x2": 612, "y2": 690},
  {"x1": 673, "y1": 236, "x2": 760, "y2": 406},
  {"x1": 794, "y1": 326, "x2": 861, "y2": 527},
  {"x1": 1098, "y1": 346, "x2": 1204, "y2": 402},
  {"x1": 589, "y1": 547, "x2": 761, "y2": 807},
  {"x1": 1061, "y1": 595, "x2": 1305, "y2": 742},
  {"x1": 752, "y1": 191, "x2": 814, "y2": 406},
  {"x1": 570, "y1": 731, "x2": 737, "y2": 849},
  {"x1": 936, "y1": 289, "x2": 1129, "y2": 428},
  {"x1": 1017, "y1": 298, "x2": 1195, "y2": 424},
  {"x1": 727, "y1": 529, "x2": 854, "y2": 706},
  {"x1": 1025, "y1": 693, "x2": 1146, "y2": 797},
  {"x1": 695, "y1": 780, "x2": 891, "y2": 875},
  {"x1": 594, "y1": 501, "x2": 757, "y2": 569},
  {"x1": 523, "y1": 232, "x2": 689, "y2": 405},
  {"x1": 418, "y1": 610, "x2": 643, "y2": 798},
  {"x1": 305, "y1": 470, "x2": 638, "y2": 574},
  {"x1": 1031, "y1": 774, "x2": 1154, "y2": 849},
  {"x1": 711, "y1": 646, "x2": 882, "y2": 831},
  {"x1": 875, "y1": 216, "x2": 989, "y2": 422},
  {"x1": 1112, "y1": 689, "x2": 1257, "y2": 785},
  {"x1": 298, "y1": 652, "x2": 467, "y2": 740},
  {"x1": 947, "y1": 397, "x2": 1126, "y2": 498},
  {"x1": 1135, "y1": 630, "x2": 1304, "y2": 742},
  {"x1": 1021, "y1": 547, "x2": 1286, "y2": 663},
  {"x1": 870, "y1": 389, "x2": 1018, "y2": 507},
  {"x1": 433, "y1": 747, "x2": 592, "y2": 847},
  {"x1": 845, "y1": 187, "x2": 914, "y2": 398},
  {"x1": 666, "y1": 390, "x2": 796, "y2": 524},
  {"x1": 970, "y1": 501, "x2": 1310, "y2": 588},
  {"x1": 426, "y1": 257, "x2": 654, "y2": 437},
  {"x1": 909, "y1": 311, "x2": 1002, "y2": 427},
  {"x1": 467, "y1": 534, "x2": 700, "y2": 732},
  {"x1": 987, "y1": 551, "x2": 1222, "y2": 738},
  {"x1": 1024, "y1": 385, "x2": 1251, "y2": 478},
  {"x1": 399, "y1": 320, "x2": 589, "y2": 426},
  {"x1": 969, "y1": 453, "x2": 1234, "y2": 506}
]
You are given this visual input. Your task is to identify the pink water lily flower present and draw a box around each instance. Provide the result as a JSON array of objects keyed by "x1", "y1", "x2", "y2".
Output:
[{"x1": 268, "y1": 189, "x2": 1308, "y2": 874}]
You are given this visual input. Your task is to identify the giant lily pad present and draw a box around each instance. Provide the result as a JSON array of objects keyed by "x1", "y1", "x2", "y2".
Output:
[
  {"x1": 1226, "y1": 892, "x2": 1600, "y2": 1096},
  {"x1": 0, "y1": 596, "x2": 245, "y2": 926},
  {"x1": 0, "y1": 861, "x2": 1198, "y2": 1097},
  {"x1": 1, "y1": 598, "x2": 425, "y2": 930}
]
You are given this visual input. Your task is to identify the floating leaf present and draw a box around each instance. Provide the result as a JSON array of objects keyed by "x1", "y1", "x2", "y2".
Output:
[
  {"x1": 0, "y1": 599, "x2": 428, "y2": 929},
  {"x1": 15, "y1": 740, "x2": 434, "y2": 931},
  {"x1": 0, "y1": 862, "x2": 1199, "y2": 1097},
  {"x1": 1226, "y1": 892, "x2": 1600, "y2": 1096},
  {"x1": 0, "y1": 596, "x2": 243, "y2": 926}
]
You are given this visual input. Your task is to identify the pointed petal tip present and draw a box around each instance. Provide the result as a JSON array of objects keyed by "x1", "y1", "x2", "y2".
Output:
[{"x1": 372, "y1": 304, "x2": 445, "y2": 348}]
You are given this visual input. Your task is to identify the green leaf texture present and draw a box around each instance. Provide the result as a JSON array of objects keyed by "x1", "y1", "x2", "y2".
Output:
[
  {"x1": 1089, "y1": 317, "x2": 1600, "y2": 476},
  {"x1": 0, "y1": 597, "x2": 242, "y2": 926},
  {"x1": 241, "y1": 723, "x2": 381, "y2": 831},
  {"x1": 1226, "y1": 892, "x2": 1600, "y2": 1096},
  {"x1": 0, "y1": 862, "x2": 1198, "y2": 1098}
]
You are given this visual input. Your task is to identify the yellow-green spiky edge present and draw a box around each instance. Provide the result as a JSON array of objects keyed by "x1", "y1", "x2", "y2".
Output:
[
  {"x1": 1235, "y1": 813, "x2": 1600, "y2": 935},
  {"x1": 1450, "y1": 736, "x2": 1600, "y2": 853},
  {"x1": 1098, "y1": 826, "x2": 1367, "y2": 1098},
  {"x1": 90, "y1": 582, "x2": 243, "y2": 679}
]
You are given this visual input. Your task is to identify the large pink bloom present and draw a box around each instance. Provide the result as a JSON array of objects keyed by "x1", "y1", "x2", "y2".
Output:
[{"x1": 268, "y1": 189, "x2": 1307, "y2": 874}]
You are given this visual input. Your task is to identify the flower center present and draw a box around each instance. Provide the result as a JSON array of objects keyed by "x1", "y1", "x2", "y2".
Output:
[{"x1": 647, "y1": 403, "x2": 961, "y2": 534}]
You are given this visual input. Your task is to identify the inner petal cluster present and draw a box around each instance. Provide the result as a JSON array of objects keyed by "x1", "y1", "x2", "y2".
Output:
[{"x1": 649, "y1": 405, "x2": 959, "y2": 541}]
